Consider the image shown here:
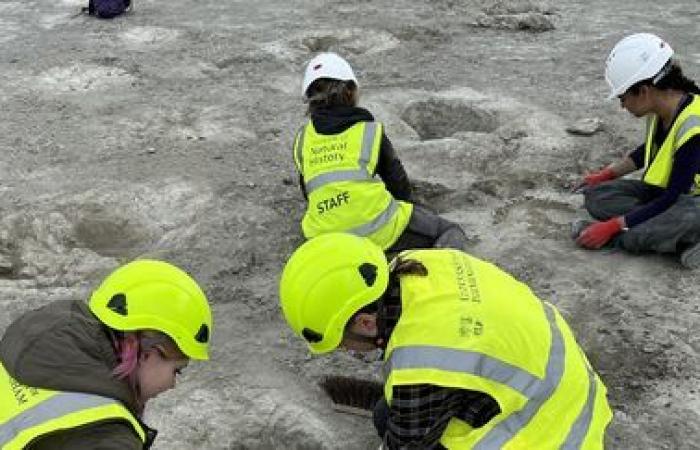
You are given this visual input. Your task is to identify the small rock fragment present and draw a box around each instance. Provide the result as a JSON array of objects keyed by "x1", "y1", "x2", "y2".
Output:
[{"x1": 566, "y1": 118, "x2": 604, "y2": 136}]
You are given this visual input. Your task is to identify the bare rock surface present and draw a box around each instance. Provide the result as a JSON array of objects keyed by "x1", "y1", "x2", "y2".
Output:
[{"x1": 1, "y1": 0, "x2": 699, "y2": 449}]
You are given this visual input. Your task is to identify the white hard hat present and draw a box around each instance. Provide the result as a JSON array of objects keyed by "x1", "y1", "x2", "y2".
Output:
[
  {"x1": 604, "y1": 33, "x2": 673, "y2": 100},
  {"x1": 301, "y1": 52, "x2": 358, "y2": 98}
]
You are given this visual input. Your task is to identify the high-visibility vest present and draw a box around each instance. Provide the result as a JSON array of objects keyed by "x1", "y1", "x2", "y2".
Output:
[
  {"x1": 643, "y1": 94, "x2": 700, "y2": 195},
  {"x1": 383, "y1": 249, "x2": 613, "y2": 449},
  {"x1": 0, "y1": 361, "x2": 145, "y2": 449},
  {"x1": 293, "y1": 120, "x2": 413, "y2": 250}
]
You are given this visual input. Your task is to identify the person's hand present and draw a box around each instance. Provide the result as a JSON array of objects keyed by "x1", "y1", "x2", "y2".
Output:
[
  {"x1": 576, "y1": 217, "x2": 624, "y2": 249},
  {"x1": 572, "y1": 167, "x2": 616, "y2": 192},
  {"x1": 584, "y1": 167, "x2": 616, "y2": 185}
]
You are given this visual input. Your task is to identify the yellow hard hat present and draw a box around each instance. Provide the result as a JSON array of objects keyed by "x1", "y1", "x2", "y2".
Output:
[
  {"x1": 89, "y1": 259, "x2": 212, "y2": 360},
  {"x1": 279, "y1": 233, "x2": 388, "y2": 354}
]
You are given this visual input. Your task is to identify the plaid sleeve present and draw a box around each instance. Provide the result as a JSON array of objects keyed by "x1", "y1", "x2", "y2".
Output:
[{"x1": 383, "y1": 384, "x2": 500, "y2": 450}]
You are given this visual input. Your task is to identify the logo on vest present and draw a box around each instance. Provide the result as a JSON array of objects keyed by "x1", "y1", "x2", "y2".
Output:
[
  {"x1": 9, "y1": 376, "x2": 39, "y2": 406},
  {"x1": 459, "y1": 316, "x2": 484, "y2": 338},
  {"x1": 309, "y1": 139, "x2": 348, "y2": 166},
  {"x1": 452, "y1": 253, "x2": 480, "y2": 304},
  {"x1": 317, "y1": 191, "x2": 350, "y2": 214}
]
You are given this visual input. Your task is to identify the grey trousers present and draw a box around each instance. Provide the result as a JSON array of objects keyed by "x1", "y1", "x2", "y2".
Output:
[
  {"x1": 584, "y1": 179, "x2": 700, "y2": 254},
  {"x1": 386, "y1": 205, "x2": 468, "y2": 255}
]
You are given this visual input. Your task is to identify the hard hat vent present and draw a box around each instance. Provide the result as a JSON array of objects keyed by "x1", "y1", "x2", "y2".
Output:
[
  {"x1": 358, "y1": 263, "x2": 377, "y2": 287},
  {"x1": 107, "y1": 293, "x2": 128, "y2": 316},
  {"x1": 302, "y1": 328, "x2": 324, "y2": 343},
  {"x1": 195, "y1": 324, "x2": 210, "y2": 344}
]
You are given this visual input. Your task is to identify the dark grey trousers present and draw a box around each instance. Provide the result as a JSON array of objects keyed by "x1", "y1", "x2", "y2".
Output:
[
  {"x1": 584, "y1": 179, "x2": 700, "y2": 254},
  {"x1": 386, "y1": 205, "x2": 468, "y2": 255}
]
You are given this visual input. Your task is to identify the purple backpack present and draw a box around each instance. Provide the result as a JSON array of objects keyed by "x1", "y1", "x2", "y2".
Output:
[{"x1": 84, "y1": 0, "x2": 131, "y2": 18}]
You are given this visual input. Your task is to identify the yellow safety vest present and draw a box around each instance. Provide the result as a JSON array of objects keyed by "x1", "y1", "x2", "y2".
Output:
[
  {"x1": 643, "y1": 94, "x2": 700, "y2": 195},
  {"x1": 0, "y1": 361, "x2": 145, "y2": 449},
  {"x1": 293, "y1": 120, "x2": 413, "y2": 250},
  {"x1": 383, "y1": 249, "x2": 613, "y2": 449}
]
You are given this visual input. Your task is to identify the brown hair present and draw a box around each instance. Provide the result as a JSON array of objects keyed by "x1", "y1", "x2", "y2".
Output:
[
  {"x1": 392, "y1": 256, "x2": 429, "y2": 277},
  {"x1": 344, "y1": 256, "x2": 428, "y2": 327},
  {"x1": 306, "y1": 78, "x2": 358, "y2": 115}
]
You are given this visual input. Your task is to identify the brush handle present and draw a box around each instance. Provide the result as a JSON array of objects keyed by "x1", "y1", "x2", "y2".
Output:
[{"x1": 330, "y1": 403, "x2": 374, "y2": 418}]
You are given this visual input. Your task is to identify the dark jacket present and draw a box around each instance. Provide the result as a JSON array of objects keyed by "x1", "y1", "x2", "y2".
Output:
[
  {"x1": 0, "y1": 300, "x2": 145, "y2": 450},
  {"x1": 625, "y1": 94, "x2": 700, "y2": 227},
  {"x1": 298, "y1": 105, "x2": 413, "y2": 201}
]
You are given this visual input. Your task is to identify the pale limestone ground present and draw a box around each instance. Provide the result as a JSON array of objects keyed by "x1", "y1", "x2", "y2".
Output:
[{"x1": 0, "y1": 0, "x2": 698, "y2": 448}]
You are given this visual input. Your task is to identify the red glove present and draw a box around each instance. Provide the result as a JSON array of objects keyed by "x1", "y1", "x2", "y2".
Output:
[
  {"x1": 583, "y1": 167, "x2": 616, "y2": 187},
  {"x1": 576, "y1": 217, "x2": 624, "y2": 249}
]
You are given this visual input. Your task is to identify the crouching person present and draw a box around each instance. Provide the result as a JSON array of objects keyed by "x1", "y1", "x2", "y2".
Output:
[
  {"x1": 294, "y1": 52, "x2": 469, "y2": 255},
  {"x1": 279, "y1": 233, "x2": 612, "y2": 449},
  {"x1": 0, "y1": 259, "x2": 212, "y2": 449}
]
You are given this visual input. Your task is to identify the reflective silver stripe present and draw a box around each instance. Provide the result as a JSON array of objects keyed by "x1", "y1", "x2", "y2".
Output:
[
  {"x1": 645, "y1": 115, "x2": 654, "y2": 139},
  {"x1": 303, "y1": 122, "x2": 379, "y2": 192},
  {"x1": 383, "y1": 346, "x2": 540, "y2": 398},
  {"x1": 0, "y1": 392, "x2": 118, "y2": 446},
  {"x1": 473, "y1": 304, "x2": 565, "y2": 448},
  {"x1": 561, "y1": 365, "x2": 597, "y2": 450},
  {"x1": 383, "y1": 304, "x2": 567, "y2": 448},
  {"x1": 645, "y1": 116, "x2": 658, "y2": 164},
  {"x1": 305, "y1": 169, "x2": 369, "y2": 193},
  {"x1": 294, "y1": 125, "x2": 306, "y2": 170},
  {"x1": 348, "y1": 198, "x2": 399, "y2": 237},
  {"x1": 675, "y1": 115, "x2": 700, "y2": 144},
  {"x1": 359, "y1": 122, "x2": 378, "y2": 169}
]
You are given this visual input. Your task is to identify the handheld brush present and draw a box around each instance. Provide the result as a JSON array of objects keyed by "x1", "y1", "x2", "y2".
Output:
[{"x1": 319, "y1": 375, "x2": 384, "y2": 418}]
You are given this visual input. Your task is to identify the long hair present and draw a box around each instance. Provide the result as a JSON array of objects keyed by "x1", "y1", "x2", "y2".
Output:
[
  {"x1": 629, "y1": 61, "x2": 700, "y2": 95},
  {"x1": 654, "y1": 62, "x2": 700, "y2": 94},
  {"x1": 305, "y1": 78, "x2": 358, "y2": 115}
]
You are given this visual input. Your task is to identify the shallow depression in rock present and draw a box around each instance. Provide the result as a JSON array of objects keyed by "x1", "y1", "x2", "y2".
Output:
[{"x1": 401, "y1": 98, "x2": 499, "y2": 140}]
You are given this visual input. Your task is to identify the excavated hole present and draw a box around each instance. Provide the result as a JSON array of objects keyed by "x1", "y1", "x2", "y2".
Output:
[
  {"x1": 411, "y1": 179, "x2": 481, "y2": 214},
  {"x1": 302, "y1": 35, "x2": 340, "y2": 53},
  {"x1": 71, "y1": 205, "x2": 155, "y2": 257},
  {"x1": 401, "y1": 98, "x2": 499, "y2": 140},
  {"x1": 411, "y1": 179, "x2": 453, "y2": 213},
  {"x1": 299, "y1": 29, "x2": 399, "y2": 55}
]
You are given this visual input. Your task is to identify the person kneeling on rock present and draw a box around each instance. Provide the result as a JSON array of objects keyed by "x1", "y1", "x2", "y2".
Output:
[
  {"x1": 0, "y1": 259, "x2": 212, "y2": 449},
  {"x1": 279, "y1": 233, "x2": 613, "y2": 449},
  {"x1": 292, "y1": 52, "x2": 468, "y2": 255},
  {"x1": 572, "y1": 33, "x2": 700, "y2": 269}
]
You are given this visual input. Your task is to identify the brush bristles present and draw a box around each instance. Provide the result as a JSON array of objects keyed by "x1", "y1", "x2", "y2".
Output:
[{"x1": 319, "y1": 375, "x2": 384, "y2": 411}]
